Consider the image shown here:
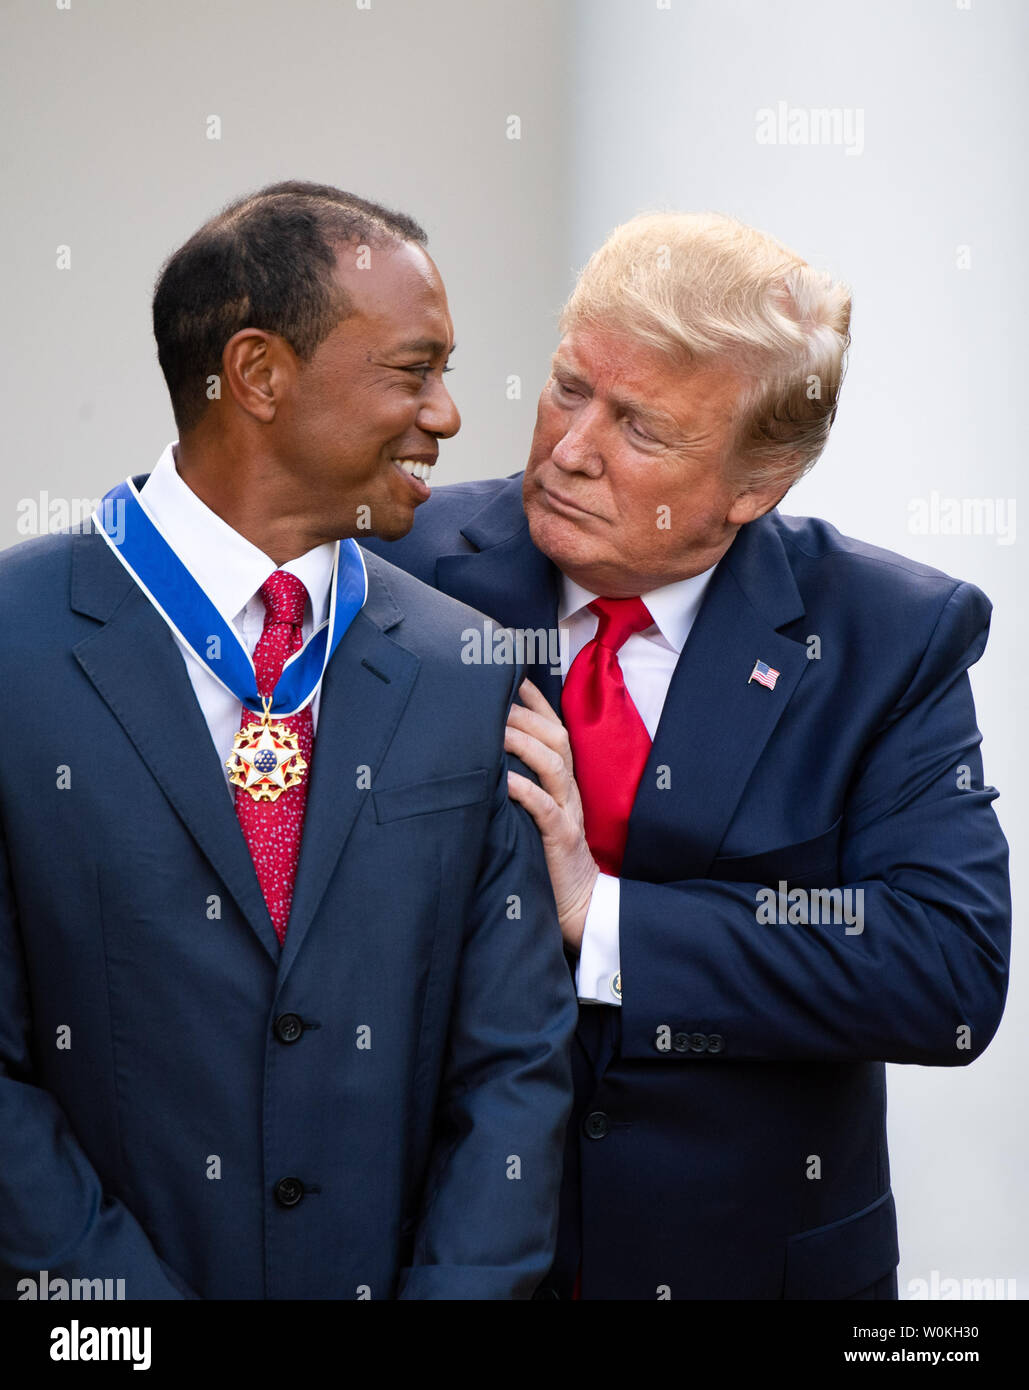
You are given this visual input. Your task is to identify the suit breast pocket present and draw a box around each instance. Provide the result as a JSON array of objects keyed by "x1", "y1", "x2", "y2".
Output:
[
  {"x1": 373, "y1": 768, "x2": 491, "y2": 824},
  {"x1": 711, "y1": 815, "x2": 843, "y2": 890}
]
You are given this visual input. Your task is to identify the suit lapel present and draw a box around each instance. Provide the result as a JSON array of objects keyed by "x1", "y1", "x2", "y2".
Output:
[
  {"x1": 71, "y1": 528, "x2": 282, "y2": 962},
  {"x1": 622, "y1": 514, "x2": 809, "y2": 882},
  {"x1": 435, "y1": 480, "x2": 563, "y2": 709},
  {"x1": 278, "y1": 560, "x2": 418, "y2": 979},
  {"x1": 429, "y1": 484, "x2": 812, "y2": 881},
  {"x1": 72, "y1": 533, "x2": 420, "y2": 972}
]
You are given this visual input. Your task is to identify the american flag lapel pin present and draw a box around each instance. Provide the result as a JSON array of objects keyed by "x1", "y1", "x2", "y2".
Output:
[{"x1": 749, "y1": 658, "x2": 781, "y2": 690}]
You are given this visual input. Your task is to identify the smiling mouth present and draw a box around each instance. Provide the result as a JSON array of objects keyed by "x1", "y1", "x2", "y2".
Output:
[
  {"x1": 395, "y1": 458, "x2": 435, "y2": 482},
  {"x1": 392, "y1": 456, "x2": 436, "y2": 501}
]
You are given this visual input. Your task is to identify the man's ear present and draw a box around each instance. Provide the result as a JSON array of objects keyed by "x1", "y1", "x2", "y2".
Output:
[
  {"x1": 220, "y1": 329, "x2": 296, "y2": 424},
  {"x1": 726, "y1": 468, "x2": 796, "y2": 526}
]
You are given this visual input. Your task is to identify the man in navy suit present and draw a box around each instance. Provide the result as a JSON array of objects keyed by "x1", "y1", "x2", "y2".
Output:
[
  {"x1": 0, "y1": 182, "x2": 577, "y2": 1300},
  {"x1": 364, "y1": 211, "x2": 1011, "y2": 1299}
]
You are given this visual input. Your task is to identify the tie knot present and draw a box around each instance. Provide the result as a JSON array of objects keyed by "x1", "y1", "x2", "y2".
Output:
[
  {"x1": 259, "y1": 570, "x2": 308, "y2": 628},
  {"x1": 588, "y1": 596, "x2": 654, "y2": 651}
]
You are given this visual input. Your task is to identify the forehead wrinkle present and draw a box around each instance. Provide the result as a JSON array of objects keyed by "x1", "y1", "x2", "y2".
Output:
[
  {"x1": 553, "y1": 356, "x2": 682, "y2": 433},
  {"x1": 401, "y1": 337, "x2": 451, "y2": 353},
  {"x1": 382, "y1": 337, "x2": 455, "y2": 357},
  {"x1": 554, "y1": 346, "x2": 741, "y2": 439}
]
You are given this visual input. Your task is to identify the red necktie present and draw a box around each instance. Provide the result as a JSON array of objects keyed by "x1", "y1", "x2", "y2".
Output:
[
  {"x1": 234, "y1": 570, "x2": 314, "y2": 945},
  {"x1": 560, "y1": 596, "x2": 655, "y2": 875}
]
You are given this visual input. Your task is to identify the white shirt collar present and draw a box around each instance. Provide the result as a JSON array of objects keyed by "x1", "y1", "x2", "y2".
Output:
[
  {"x1": 138, "y1": 443, "x2": 336, "y2": 628},
  {"x1": 559, "y1": 563, "x2": 720, "y2": 655}
]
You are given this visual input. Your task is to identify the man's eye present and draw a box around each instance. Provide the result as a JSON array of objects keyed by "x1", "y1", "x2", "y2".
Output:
[
  {"x1": 627, "y1": 419, "x2": 656, "y2": 443},
  {"x1": 553, "y1": 378, "x2": 581, "y2": 400},
  {"x1": 403, "y1": 364, "x2": 454, "y2": 380}
]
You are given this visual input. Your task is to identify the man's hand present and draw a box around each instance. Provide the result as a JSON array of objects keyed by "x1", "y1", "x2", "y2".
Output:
[{"x1": 505, "y1": 678, "x2": 599, "y2": 953}]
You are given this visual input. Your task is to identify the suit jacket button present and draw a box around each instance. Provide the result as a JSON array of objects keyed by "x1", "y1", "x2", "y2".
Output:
[
  {"x1": 707, "y1": 1034, "x2": 725, "y2": 1054},
  {"x1": 672, "y1": 1032, "x2": 690, "y2": 1052},
  {"x1": 688, "y1": 1032, "x2": 708, "y2": 1053},
  {"x1": 274, "y1": 1013, "x2": 304, "y2": 1044},
  {"x1": 275, "y1": 1177, "x2": 304, "y2": 1207},
  {"x1": 583, "y1": 1111, "x2": 609, "y2": 1139}
]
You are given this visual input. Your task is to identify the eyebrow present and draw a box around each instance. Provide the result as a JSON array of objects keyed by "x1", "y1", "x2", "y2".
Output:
[
  {"x1": 390, "y1": 338, "x2": 456, "y2": 358},
  {"x1": 551, "y1": 357, "x2": 681, "y2": 434}
]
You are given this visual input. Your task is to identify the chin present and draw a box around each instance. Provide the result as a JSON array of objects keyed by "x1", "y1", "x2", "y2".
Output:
[
  {"x1": 526, "y1": 503, "x2": 599, "y2": 571},
  {"x1": 527, "y1": 506, "x2": 647, "y2": 594},
  {"x1": 367, "y1": 508, "x2": 417, "y2": 543}
]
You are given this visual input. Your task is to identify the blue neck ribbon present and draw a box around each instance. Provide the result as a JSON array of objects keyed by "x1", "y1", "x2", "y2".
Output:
[{"x1": 92, "y1": 477, "x2": 368, "y2": 717}]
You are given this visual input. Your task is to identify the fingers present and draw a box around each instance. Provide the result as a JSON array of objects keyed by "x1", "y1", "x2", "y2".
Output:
[
  {"x1": 505, "y1": 723, "x2": 568, "y2": 793},
  {"x1": 507, "y1": 769, "x2": 564, "y2": 837},
  {"x1": 517, "y1": 677, "x2": 560, "y2": 721},
  {"x1": 508, "y1": 769, "x2": 599, "y2": 952},
  {"x1": 510, "y1": 678, "x2": 575, "y2": 785},
  {"x1": 507, "y1": 701, "x2": 573, "y2": 771}
]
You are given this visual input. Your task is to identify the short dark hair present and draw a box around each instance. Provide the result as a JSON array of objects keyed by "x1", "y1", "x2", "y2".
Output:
[{"x1": 152, "y1": 180, "x2": 428, "y2": 432}]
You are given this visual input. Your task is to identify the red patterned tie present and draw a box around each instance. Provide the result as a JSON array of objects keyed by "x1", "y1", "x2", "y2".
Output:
[
  {"x1": 234, "y1": 570, "x2": 314, "y2": 945},
  {"x1": 560, "y1": 597, "x2": 655, "y2": 876}
]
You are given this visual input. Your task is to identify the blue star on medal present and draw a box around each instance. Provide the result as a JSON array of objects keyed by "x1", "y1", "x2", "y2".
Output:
[{"x1": 226, "y1": 697, "x2": 308, "y2": 803}]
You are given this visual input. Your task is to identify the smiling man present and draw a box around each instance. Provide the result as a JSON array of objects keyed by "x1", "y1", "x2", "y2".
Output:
[
  {"x1": 0, "y1": 182, "x2": 577, "y2": 1299},
  {"x1": 364, "y1": 210, "x2": 1011, "y2": 1300}
]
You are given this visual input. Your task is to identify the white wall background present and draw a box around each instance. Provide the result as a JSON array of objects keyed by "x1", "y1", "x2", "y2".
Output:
[
  {"x1": 0, "y1": 0, "x2": 571, "y2": 521},
  {"x1": 1, "y1": 0, "x2": 1024, "y2": 1298}
]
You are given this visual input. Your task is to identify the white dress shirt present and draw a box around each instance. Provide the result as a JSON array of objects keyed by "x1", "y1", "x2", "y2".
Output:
[
  {"x1": 138, "y1": 444, "x2": 338, "y2": 793},
  {"x1": 561, "y1": 566, "x2": 720, "y2": 1003}
]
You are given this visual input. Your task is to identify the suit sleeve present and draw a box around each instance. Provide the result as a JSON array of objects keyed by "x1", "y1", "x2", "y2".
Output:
[
  {"x1": 397, "y1": 666, "x2": 578, "y2": 1301},
  {"x1": 618, "y1": 580, "x2": 1011, "y2": 1065},
  {"x1": 0, "y1": 834, "x2": 198, "y2": 1300}
]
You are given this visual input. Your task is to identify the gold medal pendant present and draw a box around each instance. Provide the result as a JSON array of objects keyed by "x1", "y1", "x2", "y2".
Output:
[{"x1": 226, "y1": 696, "x2": 308, "y2": 803}]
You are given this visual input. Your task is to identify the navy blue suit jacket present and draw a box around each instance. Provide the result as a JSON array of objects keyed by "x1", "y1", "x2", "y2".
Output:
[
  {"x1": 0, "y1": 512, "x2": 577, "y2": 1300},
  {"x1": 363, "y1": 474, "x2": 1011, "y2": 1300}
]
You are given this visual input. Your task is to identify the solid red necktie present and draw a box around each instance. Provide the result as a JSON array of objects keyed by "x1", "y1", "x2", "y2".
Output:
[
  {"x1": 234, "y1": 570, "x2": 314, "y2": 945},
  {"x1": 560, "y1": 596, "x2": 655, "y2": 877}
]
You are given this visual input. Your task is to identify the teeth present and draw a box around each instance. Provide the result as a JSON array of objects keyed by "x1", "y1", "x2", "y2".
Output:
[{"x1": 397, "y1": 460, "x2": 434, "y2": 482}]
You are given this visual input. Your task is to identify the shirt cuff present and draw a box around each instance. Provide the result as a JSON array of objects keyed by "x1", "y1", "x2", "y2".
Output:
[{"x1": 574, "y1": 873, "x2": 622, "y2": 1005}]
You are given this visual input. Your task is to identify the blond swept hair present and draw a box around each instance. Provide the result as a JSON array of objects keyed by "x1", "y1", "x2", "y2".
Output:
[{"x1": 560, "y1": 211, "x2": 852, "y2": 493}]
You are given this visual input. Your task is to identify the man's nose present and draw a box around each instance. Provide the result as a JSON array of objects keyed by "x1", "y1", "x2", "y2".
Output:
[
  {"x1": 419, "y1": 377, "x2": 461, "y2": 439},
  {"x1": 551, "y1": 406, "x2": 602, "y2": 474}
]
